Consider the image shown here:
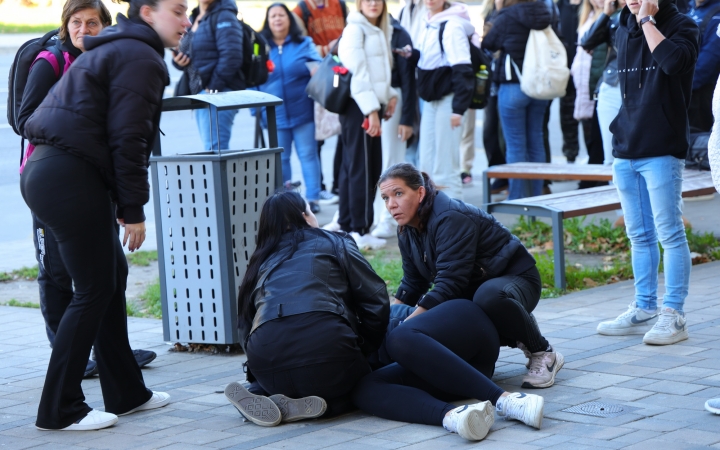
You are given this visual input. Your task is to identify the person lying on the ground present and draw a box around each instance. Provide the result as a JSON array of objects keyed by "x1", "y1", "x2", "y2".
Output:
[
  {"x1": 377, "y1": 162, "x2": 564, "y2": 389},
  {"x1": 225, "y1": 190, "x2": 390, "y2": 426}
]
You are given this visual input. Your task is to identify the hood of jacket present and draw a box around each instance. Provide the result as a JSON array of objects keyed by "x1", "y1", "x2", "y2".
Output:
[
  {"x1": 85, "y1": 14, "x2": 165, "y2": 57},
  {"x1": 426, "y1": 3, "x2": 479, "y2": 45}
]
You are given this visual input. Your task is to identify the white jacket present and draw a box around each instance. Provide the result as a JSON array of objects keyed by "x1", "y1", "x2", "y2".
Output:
[
  {"x1": 709, "y1": 73, "x2": 720, "y2": 193},
  {"x1": 417, "y1": 3, "x2": 478, "y2": 71},
  {"x1": 338, "y1": 12, "x2": 398, "y2": 116},
  {"x1": 399, "y1": 0, "x2": 428, "y2": 46}
]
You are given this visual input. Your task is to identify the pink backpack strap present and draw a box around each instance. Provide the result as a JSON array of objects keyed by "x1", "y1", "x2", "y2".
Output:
[{"x1": 30, "y1": 50, "x2": 75, "y2": 77}]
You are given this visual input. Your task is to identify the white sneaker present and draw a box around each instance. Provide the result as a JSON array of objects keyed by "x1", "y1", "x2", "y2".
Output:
[
  {"x1": 371, "y1": 220, "x2": 397, "y2": 238},
  {"x1": 496, "y1": 392, "x2": 544, "y2": 429},
  {"x1": 351, "y1": 232, "x2": 386, "y2": 250},
  {"x1": 443, "y1": 401, "x2": 494, "y2": 441},
  {"x1": 318, "y1": 190, "x2": 339, "y2": 205},
  {"x1": 643, "y1": 307, "x2": 689, "y2": 345},
  {"x1": 322, "y1": 210, "x2": 341, "y2": 231},
  {"x1": 37, "y1": 409, "x2": 118, "y2": 431},
  {"x1": 118, "y1": 391, "x2": 171, "y2": 416},
  {"x1": 597, "y1": 301, "x2": 659, "y2": 336}
]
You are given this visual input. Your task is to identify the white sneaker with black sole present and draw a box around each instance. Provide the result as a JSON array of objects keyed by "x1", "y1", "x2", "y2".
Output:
[
  {"x1": 224, "y1": 381, "x2": 281, "y2": 427},
  {"x1": 597, "y1": 301, "x2": 659, "y2": 336},
  {"x1": 443, "y1": 401, "x2": 495, "y2": 441},
  {"x1": 642, "y1": 307, "x2": 688, "y2": 345},
  {"x1": 496, "y1": 392, "x2": 544, "y2": 429},
  {"x1": 37, "y1": 409, "x2": 118, "y2": 431},
  {"x1": 318, "y1": 190, "x2": 339, "y2": 205},
  {"x1": 118, "y1": 391, "x2": 171, "y2": 416}
]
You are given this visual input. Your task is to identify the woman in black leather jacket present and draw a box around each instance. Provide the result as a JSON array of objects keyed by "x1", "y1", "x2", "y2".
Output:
[
  {"x1": 379, "y1": 163, "x2": 561, "y2": 389},
  {"x1": 580, "y1": 0, "x2": 625, "y2": 166},
  {"x1": 225, "y1": 191, "x2": 389, "y2": 427}
]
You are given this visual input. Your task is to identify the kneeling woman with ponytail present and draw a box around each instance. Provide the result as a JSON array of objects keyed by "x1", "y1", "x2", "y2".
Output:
[{"x1": 21, "y1": 0, "x2": 191, "y2": 431}]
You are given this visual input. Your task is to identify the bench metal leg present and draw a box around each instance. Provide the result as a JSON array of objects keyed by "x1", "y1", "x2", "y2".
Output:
[
  {"x1": 551, "y1": 211, "x2": 566, "y2": 290},
  {"x1": 482, "y1": 171, "x2": 490, "y2": 209}
]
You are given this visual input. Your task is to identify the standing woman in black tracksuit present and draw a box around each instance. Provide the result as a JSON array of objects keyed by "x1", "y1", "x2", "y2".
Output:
[{"x1": 21, "y1": 0, "x2": 191, "y2": 432}]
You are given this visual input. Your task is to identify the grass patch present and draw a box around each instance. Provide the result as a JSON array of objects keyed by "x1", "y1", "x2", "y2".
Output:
[
  {"x1": 0, "y1": 23, "x2": 59, "y2": 33},
  {"x1": 126, "y1": 250, "x2": 158, "y2": 267},
  {"x1": 536, "y1": 251, "x2": 634, "y2": 298},
  {"x1": 2, "y1": 299, "x2": 40, "y2": 308},
  {"x1": 128, "y1": 279, "x2": 162, "y2": 318},
  {"x1": 364, "y1": 250, "x2": 404, "y2": 295},
  {"x1": 0, "y1": 266, "x2": 39, "y2": 282},
  {"x1": 512, "y1": 216, "x2": 630, "y2": 254}
]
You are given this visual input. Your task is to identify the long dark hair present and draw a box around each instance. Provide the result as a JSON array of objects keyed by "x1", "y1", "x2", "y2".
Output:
[
  {"x1": 260, "y1": 3, "x2": 305, "y2": 44},
  {"x1": 377, "y1": 163, "x2": 438, "y2": 232},
  {"x1": 237, "y1": 190, "x2": 311, "y2": 319},
  {"x1": 115, "y1": 0, "x2": 163, "y2": 20}
]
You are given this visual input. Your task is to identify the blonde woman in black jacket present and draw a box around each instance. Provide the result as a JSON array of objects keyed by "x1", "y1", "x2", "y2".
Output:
[{"x1": 21, "y1": 0, "x2": 190, "y2": 431}]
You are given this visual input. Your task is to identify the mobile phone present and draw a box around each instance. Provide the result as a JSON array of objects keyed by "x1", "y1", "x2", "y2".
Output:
[{"x1": 362, "y1": 118, "x2": 369, "y2": 130}]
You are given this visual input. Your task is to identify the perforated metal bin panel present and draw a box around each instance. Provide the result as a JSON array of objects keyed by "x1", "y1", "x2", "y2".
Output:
[{"x1": 150, "y1": 148, "x2": 282, "y2": 344}]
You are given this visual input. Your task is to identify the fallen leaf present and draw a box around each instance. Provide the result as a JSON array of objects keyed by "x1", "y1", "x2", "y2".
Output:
[{"x1": 583, "y1": 277, "x2": 598, "y2": 287}]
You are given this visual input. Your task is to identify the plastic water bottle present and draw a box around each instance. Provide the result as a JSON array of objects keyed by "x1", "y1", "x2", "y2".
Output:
[{"x1": 475, "y1": 65, "x2": 489, "y2": 98}]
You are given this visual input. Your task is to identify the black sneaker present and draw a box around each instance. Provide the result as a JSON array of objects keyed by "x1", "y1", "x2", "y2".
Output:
[
  {"x1": 83, "y1": 359, "x2": 99, "y2": 378},
  {"x1": 224, "y1": 381, "x2": 281, "y2": 427},
  {"x1": 268, "y1": 394, "x2": 327, "y2": 422},
  {"x1": 309, "y1": 201, "x2": 321, "y2": 214},
  {"x1": 133, "y1": 349, "x2": 157, "y2": 368}
]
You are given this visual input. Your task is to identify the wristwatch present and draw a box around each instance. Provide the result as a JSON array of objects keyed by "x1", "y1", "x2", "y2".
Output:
[{"x1": 639, "y1": 15, "x2": 656, "y2": 27}]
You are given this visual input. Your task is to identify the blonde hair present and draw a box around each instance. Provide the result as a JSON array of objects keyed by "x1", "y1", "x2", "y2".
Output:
[
  {"x1": 578, "y1": 0, "x2": 602, "y2": 28},
  {"x1": 356, "y1": 0, "x2": 390, "y2": 32}
]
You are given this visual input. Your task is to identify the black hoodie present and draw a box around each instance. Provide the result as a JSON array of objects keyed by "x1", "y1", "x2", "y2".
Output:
[
  {"x1": 610, "y1": 0, "x2": 698, "y2": 160},
  {"x1": 25, "y1": 15, "x2": 170, "y2": 224}
]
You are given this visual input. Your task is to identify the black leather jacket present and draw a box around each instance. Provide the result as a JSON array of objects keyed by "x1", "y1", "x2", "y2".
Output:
[
  {"x1": 238, "y1": 229, "x2": 390, "y2": 354},
  {"x1": 395, "y1": 192, "x2": 536, "y2": 310},
  {"x1": 581, "y1": 11, "x2": 621, "y2": 88}
]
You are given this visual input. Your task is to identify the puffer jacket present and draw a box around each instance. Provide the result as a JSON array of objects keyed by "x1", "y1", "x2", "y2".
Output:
[
  {"x1": 338, "y1": 11, "x2": 398, "y2": 115},
  {"x1": 481, "y1": 1, "x2": 553, "y2": 85},
  {"x1": 394, "y1": 191, "x2": 536, "y2": 310},
  {"x1": 581, "y1": 11, "x2": 621, "y2": 88},
  {"x1": 709, "y1": 74, "x2": 720, "y2": 192},
  {"x1": 185, "y1": 0, "x2": 244, "y2": 92},
  {"x1": 416, "y1": 3, "x2": 478, "y2": 115},
  {"x1": 24, "y1": 15, "x2": 169, "y2": 224},
  {"x1": 239, "y1": 228, "x2": 390, "y2": 354},
  {"x1": 257, "y1": 36, "x2": 321, "y2": 129}
]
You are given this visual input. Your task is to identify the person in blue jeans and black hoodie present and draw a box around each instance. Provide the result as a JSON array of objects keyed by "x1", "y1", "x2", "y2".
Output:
[{"x1": 596, "y1": 0, "x2": 698, "y2": 345}]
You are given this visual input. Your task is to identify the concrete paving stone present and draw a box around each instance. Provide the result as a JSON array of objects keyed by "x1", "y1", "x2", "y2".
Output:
[
  {"x1": 25, "y1": 443, "x2": 91, "y2": 450},
  {"x1": 546, "y1": 327, "x2": 601, "y2": 340},
  {"x1": 201, "y1": 434, "x2": 258, "y2": 449},
  {"x1": 639, "y1": 379, "x2": 708, "y2": 395},
  {"x1": 17, "y1": 429, "x2": 116, "y2": 446},
  {"x1": 530, "y1": 434, "x2": 578, "y2": 447},
  {"x1": 293, "y1": 429, "x2": 370, "y2": 446},
  {"x1": 651, "y1": 408, "x2": 719, "y2": 424},
  {"x1": 622, "y1": 438, "x2": 712, "y2": 450},
  {"x1": 620, "y1": 417, "x2": 692, "y2": 432},
  {"x1": 326, "y1": 416, "x2": 405, "y2": 435},
  {"x1": 592, "y1": 387, "x2": 656, "y2": 402},
  {"x1": 0, "y1": 401, "x2": 41, "y2": 417},
  {"x1": 143, "y1": 443, "x2": 215, "y2": 450},
  {"x1": 322, "y1": 436, "x2": 406, "y2": 449},
  {"x1": 689, "y1": 386, "x2": 720, "y2": 398},
  {"x1": 250, "y1": 442, "x2": 338, "y2": 450},
  {"x1": 561, "y1": 335, "x2": 638, "y2": 351},
  {"x1": 695, "y1": 374, "x2": 720, "y2": 387},
  {"x1": 548, "y1": 422, "x2": 634, "y2": 440},
  {"x1": 570, "y1": 437, "x2": 628, "y2": 449},
  {"x1": 0, "y1": 435, "x2": 43, "y2": 450},
  {"x1": 579, "y1": 362, "x2": 662, "y2": 377},
  {"x1": 659, "y1": 428, "x2": 720, "y2": 445},
  {"x1": 687, "y1": 420, "x2": 720, "y2": 433},
  {"x1": 117, "y1": 413, "x2": 196, "y2": 432},
  {"x1": 559, "y1": 373, "x2": 634, "y2": 390},
  {"x1": 647, "y1": 365, "x2": 718, "y2": 382},
  {"x1": 165, "y1": 428, "x2": 238, "y2": 445},
  {"x1": 481, "y1": 425, "x2": 551, "y2": 443},
  {"x1": 79, "y1": 433, "x2": 190, "y2": 450},
  {"x1": 608, "y1": 429, "x2": 660, "y2": 445},
  {"x1": 628, "y1": 393, "x2": 708, "y2": 411},
  {"x1": 0, "y1": 367, "x2": 42, "y2": 379},
  {"x1": 371, "y1": 423, "x2": 447, "y2": 444},
  {"x1": 627, "y1": 343, "x2": 709, "y2": 356}
]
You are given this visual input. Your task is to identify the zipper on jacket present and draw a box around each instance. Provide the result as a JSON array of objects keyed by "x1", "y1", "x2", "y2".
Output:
[
  {"x1": 423, "y1": 252, "x2": 427, "y2": 262},
  {"x1": 278, "y1": 44, "x2": 283, "y2": 55}
]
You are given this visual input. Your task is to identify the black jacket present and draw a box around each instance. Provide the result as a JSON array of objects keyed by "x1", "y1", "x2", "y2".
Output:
[
  {"x1": 176, "y1": 0, "x2": 244, "y2": 91},
  {"x1": 239, "y1": 229, "x2": 390, "y2": 354},
  {"x1": 556, "y1": 0, "x2": 580, "y2": 63},
  {"x1": 390, "y1": 16, "x2": 418, "y2": 127},
  {"x1": 610, "y1": 1, "x2": 699, "y2": 160},
  {"x1": 18, "y1": 39, "x2": 82, "y2": 136},
  {"x1": 395, "y1": 192, "x2": 536, "y2": 310},
  {"x1": 24, "y1": 15, "x2": 169, "y2": 224},
  {"x1": 481, "y1": 1, "x2": 553, "y2": 84},
  {"x1": 581, "y1": 11, "x2": 621, "y2": 88}
]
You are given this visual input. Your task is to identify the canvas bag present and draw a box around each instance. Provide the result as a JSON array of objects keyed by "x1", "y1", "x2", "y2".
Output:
[{"x1": 507, "y1": 26, "x2": 570, "y2": 100}]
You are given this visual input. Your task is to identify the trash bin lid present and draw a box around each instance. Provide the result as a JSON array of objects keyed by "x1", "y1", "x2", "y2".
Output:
[{"x1": 162, "y1": 90, "x2": 282, "y2": 112}]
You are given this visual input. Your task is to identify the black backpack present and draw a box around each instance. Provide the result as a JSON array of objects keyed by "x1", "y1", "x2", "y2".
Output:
[
  {"x1": 439, "y1": 21, "x2": 492, "y2": 109},
  {"x1": 210, "y1": 14, "x2": 270, "y2": 88},
  {"x1": 7, "y1": 28, "x2": 65, "y2": 137}
]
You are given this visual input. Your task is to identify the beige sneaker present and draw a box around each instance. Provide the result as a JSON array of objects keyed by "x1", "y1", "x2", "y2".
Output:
[{"x1": 521, "y1": 350, "x2": 564, "y2": 389}]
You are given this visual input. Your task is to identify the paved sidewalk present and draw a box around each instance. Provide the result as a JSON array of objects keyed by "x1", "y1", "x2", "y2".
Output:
[{"x1": 1, "y1": 262, "x2": 719, "y2": 449}]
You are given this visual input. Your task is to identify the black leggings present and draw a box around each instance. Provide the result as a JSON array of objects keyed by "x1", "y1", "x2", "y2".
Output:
[
  {"x1": 473, "y1": 266, "x2": 549, "y2": 353},
  {"x1": 352, "y1": 301, "x2": 504, "y2": 426},
  {"x1": 21, "y1": 146, "x2": 151, "y2": 429}
]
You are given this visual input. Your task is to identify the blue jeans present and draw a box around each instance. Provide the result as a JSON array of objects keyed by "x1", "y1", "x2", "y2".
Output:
[
  {"x1": 613, "y1": 156, "x2": 690, "y2": 312},
  {"x1": 497, "y1": 83, "x2": 549, "y2": 200},
  {"x1": 195, "y1": 107, "x2": 238, "y2": 151},
  {"x1": 278, "y1": 121, "x2": 321, "y2": 201}
]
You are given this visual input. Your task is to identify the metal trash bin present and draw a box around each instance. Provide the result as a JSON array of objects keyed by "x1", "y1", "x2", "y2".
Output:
[{"x1": 150, "y1": 91, "x2": 283, "y2": 345}]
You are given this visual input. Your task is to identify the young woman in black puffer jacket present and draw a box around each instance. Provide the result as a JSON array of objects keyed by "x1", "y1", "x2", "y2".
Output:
[{"x1": 21, "y1": 0, "x2": 190, "y2": 432}]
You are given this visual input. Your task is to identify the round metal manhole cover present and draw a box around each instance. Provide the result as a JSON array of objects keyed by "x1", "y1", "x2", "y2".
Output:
[{"x1": 562, "y1": 401, "x2": 634, "y2": 418}]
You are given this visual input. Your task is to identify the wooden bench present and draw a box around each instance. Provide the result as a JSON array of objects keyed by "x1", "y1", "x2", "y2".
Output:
[
  {"x1": 484, "y1": 170, "x2": 716, "y2": 290},
  {"x1": 482, "y1": 162, "x2": 614, "y2": 206}
]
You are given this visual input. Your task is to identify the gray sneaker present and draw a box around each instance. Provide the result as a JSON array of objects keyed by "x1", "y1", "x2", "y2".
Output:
[
  {"x1": 224, "y1": 382, "x2": 281, "y2": 427},
  {"x1": 521, "y1": 350, "x2": 564, "y2": 389},
  {"x1": 268, "y1": 394, "x2": 327, "y2": 422},
  {"x1": 643, "y1": 307, "x2": 688, "y2": 345},
  {"x1": 705, "y1": 398, "x2": 720, "y2": 414},
  {"x1": 597, "y1": 301, "x2": 659, "y2": 336}
]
